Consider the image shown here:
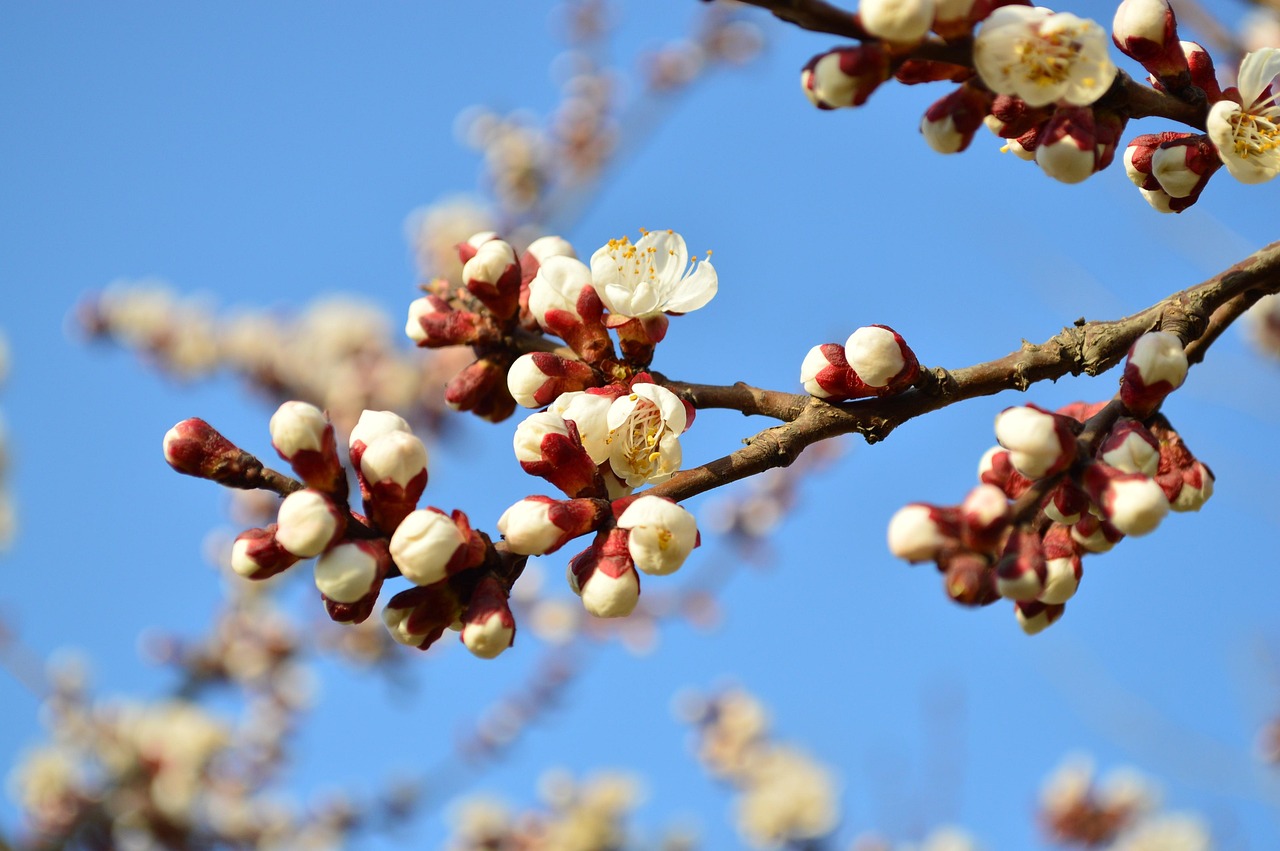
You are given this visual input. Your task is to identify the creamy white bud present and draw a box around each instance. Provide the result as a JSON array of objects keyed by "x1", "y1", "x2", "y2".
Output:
[
  {"x1": 887, "y1": 504, "x2": 946, "y2": 562},
  {"x1": 275, "y1": 490, "x2": 340, "y2": 558},
  {"x1": 497, "y1": 498, "x2": 563, "y2": 556},
  {"x1": 800, "y1": 344, "x2": 840, "y2": 398},
  {"x1": 525, "y1": 235, "x2": 577, "y2": 263},
  {"x1": 581, "y1": 568, "x2": 640, "y2": 618},
  {"x1": 462, "y1": 613, "x2": 515, "y2": 659},
  {"x1": 350, "y1": 409, "x2": 411, "y2": 449},
  {"x1": 1106, "y1": 477, "x2": 1169, "y2": 536},
  {"x1": 1038, "y1": 557, "x2": 1080, "y2": 604},
  {"x1": 513, "y1": 411, "x2": 571, "y2": 464},
  {"x1": 314, "y1": 542, "x2": 379, "y2": 603},
  {"x1": 405, "y1": 297, "x2": 432, "y2": 344},
  {"x1": 995, "y1": 407, "x2": 1070, "y2": 479},
  {"x1": 389, "y1": 509, "x2": 465, "y2": 586},
  {"x1": 844, "y1": 326, "x2": 905, "y2": 388},
  {"x1": 1128, "y1": 331, "x2": 1188, "y2": 388},
  {"x1": 859, "y1": 0, "x2": 935, "y2": 43},
  {"x1": 359, "y1": 431, "x2": 428, "y2": 487},
  {"x1": 269, "y1": 401, "x2": 327, "y2": 456},
  {"x1": 1100, "y1": 432, "x2": 1159, "y2": 476},
  {"x1": 508, "y1": 354, "x2": 554, "y2": 409}
]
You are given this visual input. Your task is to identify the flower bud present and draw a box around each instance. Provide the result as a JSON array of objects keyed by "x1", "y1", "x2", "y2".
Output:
[
  {"x1": 1070, "y1": 512, "x2": 1123, "y2": 553},
  {"x1": 1179, "y1": 41, "x2": 1221, "y2": 99},
  {"x1": 1121, "y1": 331, "x2": 1187, "y2": 417},
  {"x1": 1043, "y1": 479, "x2": 1090, "y2": 525},
  {"x1": 513, "y1": 411, "x2": 603, "y2": 498},
  {"x1": 844, "y1": 325, "x2": 919, "y2": 393},
  {"x1": 275, "y1": 489, "x2": 346, "y2": 558},
  {"x1": 995, "y1": 526, "x2": 1047, "y2": 601},
  {"x1": 1082, "y1": 464, "x2": 1169, "y2": 537},
  {"x1": 1169, "y1": 460, "x2": 1213, "y2": 512},
  {"x1": 1098, "y1": 419, "x2": 1160, "y2": 476},
  {"x1": 460, "y1": 575, "x2": 516, "y2": 659},
  {"x1": 446, "y1": 357, "x2": 517, "y2": 423},
  {"x1": 859, "y1": 0, "x2": 935, "y2": 44},
  {"x1": 314, "y1": 539, "x2": 389, "y2": 624},
  {"x1": 1015, "y1": 600, "x2": 1065, "y2": 635},
  {"x1": 230, "y1": 525, "x2": 299, "y2": 580},
  {"x1": 358, "y1": 430, "x2": 429, "y2": 534},
  {"x1": 389, "y1": 508, "x2": 470, "y2": 587},
  {"x1": 497, "y1": 495, "x2": 607, "y2": 556},
  {"x1": 801, "y1": 45, "x2": 892, "y2": 110},
  {"x1": 616, "y1": 495, "x2": 700, "y2": 576},
  {"x1": 570, "y1": 528, "x2": 640, "y2": 618},
  {"x1": 1037, "y1": 524, "x2": 1082, "y2": 604},
  {"x1": 456, "y1": 231, "x2": 498, "y2": 264},
  {"x1": 887, "y1": 503, "x2": 958, "y2": 562},
  {"x1": 942, "y1": 552, "x2": 1000, "y2": 606},
  {"x1": 977, "y1": 446, "x2": 1033, "y2": 498},
  {"x1": 507, "y1": 352, "x2": 599, "y2": 409},
  {"x1": 269, "y1": 401, "x2": 345, "y2": 496},
  {"x1": 933, "y1": 0, "x2": 982, "y2": 39},
  {"x1": 921, "y1": 83, "x2": 992, "y2": 154},
  {"x1": 958, "y1": 484, "x2": 1011, "y2": 553},
  {"x1": 382, "y1": 583, "x2": 462, "y2": 650},
  {"x1": 405, "y1": 294, "x2": 482, "y2": 348},
  {"x1": 527, "y1": 256, "x2": 612, "y2": 364},
  {"x1": 1150, "y1": 135, "x2": 1220, "y2": 198},
  {"x1": 800, "y1": 343, "x2": 859, "y2": 400},
  {"x1": 520, "y1": 235, "x2": 577, "y2": 286},
  {"x1": 994, "y1": 405, "x2": 1077, "y2": 480},
  {"x1": 1036, "y1": 107, "x2": 1099, "y2": 184},
  {"x1": 163, "y1": 418, "x2": 263, "y2": 488},
  {"x1": 462, "y1": 238, "x2": 521, "y2": 319},
  {"x1": 1112, "y1": 0, "x2": 1188, "y2": 83}
]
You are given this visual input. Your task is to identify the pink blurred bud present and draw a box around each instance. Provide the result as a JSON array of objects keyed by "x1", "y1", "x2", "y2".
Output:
[
  {"x1": 921, "y1": 83, "x2": 994, "y2": 154},
  {"x1": 887, "y1": 503, "x2": 960, "y2": 562},
  {"x1": 959, "y1": 483, "x2": 1011, "y2": 552},
  {"x1": 1015, "y1": 599, "x2": 1065, "y2": 635},
  {"x1": 801, "y1": 45, "x2": 892, "y2": 109},
  {"x1": 405, "y1": 294, "x2": 483, "y2": 348},
  {"x1": 163, "y1": 418, "x2": 263, "y2": 488}
]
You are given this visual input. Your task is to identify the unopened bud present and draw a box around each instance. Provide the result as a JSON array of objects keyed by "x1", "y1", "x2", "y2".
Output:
[
  {"x1": 1083, "y1": 464, "x2": 1169, "y2": 537},
  {"x1": 1015, "y1": 599, "x2": 1065, "y2": 635},
  {"x1": 844, "y1": 325, "x2": 919, "y2": 393},
  {"x1": 1036, "y1": 107, "x2": 1099, "y2": 184},
  {"x1": 163, "y1": 418, "x2": 263, "y2": 488},
  {"x1": 275, "y1": 489, "x2": 346, "y2": 558},
  {"x1": 1121, "y1": 331, "x2": 1187, "y2": 416},
  {"x1": 497, "y1": 495, "x2": 607, "y2": 556},
  {"x1": 461, "y1": 575, "x2": 516, "y2": 659},
  {"x1": 462, "y1": 238, "x2": 521, "y2": 319},
  {"x1": 1098, "y1": 419, "x2": 1160, "y2": 476},
  {"x1": 887, "y1": 503, "x2": 958, "y2": 562},
  {"x1": 994, "y1": 405, "x2": 1077, "y2": 480},
  {"x1": 859, "y1": 0, "x2": 936, "y2": 44},
  {"x1": 315, "y1": 540, "x2": 389, "y2": 624},
  {"x1": 801, "y1": 45, "x2": 892, "y2": 110},
  {"x1": 269, "y1": 401, "x2": 345, "y2": 496},
  {"x1": 958, "y1": 484, "x2": 1011, "y2": 552},
  {"x1": 389, "y1": 508, "x2": 470, "y2": 586},
  {"x1": 230, "y1": 525, "x2": 299, "y2": 580},
  {"x1": 405, "y1": 294, "x2": 483, "y2": 348},
  {"x1": 1112, "y1": 0, "x2": 1188, "y2": 83},
  {"x1": 570, "y1": 529, "x2": 640, "y2": 618},
  {"x1": 507, "y1": 352, "x2": 598, "y2": 409}
]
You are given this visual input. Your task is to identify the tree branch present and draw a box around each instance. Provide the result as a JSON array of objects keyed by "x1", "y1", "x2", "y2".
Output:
[{"x1": 649, "y1": 239, "x2": 1280, "y2": 502}]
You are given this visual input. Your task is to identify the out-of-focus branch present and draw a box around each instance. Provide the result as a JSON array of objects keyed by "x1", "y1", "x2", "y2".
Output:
[
  {"x1": 732, "y1": 0, "x2": 869, "y2": 39},
  {"x1": 650, "y1": 239, "x2": 1280, "y2": 503}
]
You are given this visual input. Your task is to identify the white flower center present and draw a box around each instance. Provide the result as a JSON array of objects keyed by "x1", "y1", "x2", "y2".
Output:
[
  {"x1": 615, "y1": 395, "x2": 665, "y2": 477},
  {"x1": 1009, "y1": 27, "x2": 1091, "y2": 90}
]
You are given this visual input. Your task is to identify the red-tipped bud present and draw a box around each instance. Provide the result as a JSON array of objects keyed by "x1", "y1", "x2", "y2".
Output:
[
  {"x1": 1149, "y1": 134, "x2": 1220, "y2": 199},
  {"x1": 995, "y1": 526, "x2": 1047, "y2": 601},
  {"x1": 275, "y1": 489, "x2": 347, "y2": 558},
  {"x1": 315, "y1": 539, "x2": 390, "y2": 624},
  {"x1": 858, "y1": 0, "x2": 934, "y2": 44},
  {"x1": 1038, "y1": 524, "x2": 1082, "y2": 604},
  {"x1": 1121, "y1": 331, "x2": 1187, "y2": 417},
  {"x1": 382, "y1": 582, "x2": 463, "y2": 650},
  {"x1": 1170, "y1": 460, "x2": 1214, "y2": 512},
  {"x1": 921, "y1": 83, "x2": 994, "y2": 154},
  {"x1": 1070, "y1": 512, "x2": 1124, "y2": 553},
  {"x1": 985, "y1": 95, "x2": 1054, "y2": 139},
  {"x1": 801, "y1": 45, "x2": 892, "y2": 110},
  {"x1": 994, "y1": 405, "x2": 1078, "y2": 480},
  {"x1": 513, "y1": 412, "x2": 603, "y2": 499},
  {"x1": 507, "y1": 352, "x2": 599, "y2": 409},
  {"x1": 455, "y1": 231, "x2": 498, "y2": 265},
  {"x1": 388, "y1": 507, "x2": 477, "y2": 587},
  {"x1": 461, "y1": 575, "x2": 516, "y2": 659},
  {"x1": 844, "y1": 325, "x2": 920, "y2": 394},
  {"x1": 358, "y1": 430, "x2": 429, "y2": 535},
  {"x1": 887, "y1": 503, "x2": 960, "y2": 563},
  {"x1": 1043, "y1": 479, "x2": 1090, "y2": 525},
  {"x1": 463, "y1": 238, "x2": 521, "y2": 319},
  {"x1": 1098, "y1": 419, "x2": 1160, "y2": 476},
  {"x1": 446, "y1": 357, "x2": 517, "y2": 423},
  {"x1": 269, "y1": 401, "x2": 346, "y2": 497},
  {"x1": 569, "y1": 528, "x2": 640, "y2": 618},
  {"x1": 942, "y1": 551, "x2": 1000, "y2": 606},
  {"x1": 800, "y1": 343, "x2": 858, "y2": 400},
  {"x1": 527, "y1": 256, "x2": 613, "y2": 365},
  {"x1": 405, "y1": 294, "x2": 484, "y2": 348},
  {"x1": 1112, "y1": 0, "x2": 1189, "y2": 85},
  {"x1": 978, "y1": 446, "x2": 1034, "y2": 498},
  {"x1": 1036, "y1": 107, "x2": 1100, "y2": 184},
  {"x1": 1179, "y1": 41, "x2": 1221, "y2": 99},
  {"x1": 497, "y1": 495, "x2": 608, "y2": 556},
  {"x1": 230, "y1": 525, "x2": 300, "y2": 580},
  {"x1": 1082, "y1": 464, "x2": 1169, "y2": 537},
  {"x1": 163, "y1": 418, "x2": 264, "y2": 488},
  {"x1": 1015, "y1": 599, "x2": 1065, "y2": 635},
  {"x1": 959, "y1": 483, "x2": 1011, "y2": 552}
]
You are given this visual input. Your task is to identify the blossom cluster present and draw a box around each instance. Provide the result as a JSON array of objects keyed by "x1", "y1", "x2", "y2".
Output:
[
  {"x1": 1038, "y1": 756, "x2": 1212, "y2": 850},
  {"x1": 680, "y1": 687, "x2": 840, "y2": 849},
  {"x1": 798, "y1": 0, "x2": 1279, "y2": 205},
  {"x1": 163, "y1": 403, "x2": 519, "y2": 659},
  {"x1": 887, "y1": 332, "x2": 1213, "y2": 634},
  {"x1": 800, "y1": 324, "x2": 919, "y2": 400}
]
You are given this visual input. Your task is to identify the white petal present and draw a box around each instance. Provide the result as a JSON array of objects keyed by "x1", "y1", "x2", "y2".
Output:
[
  {"x1": 661, "y1": 259, "x2": 718, "y2": 314},
  {"x1": 1236, "y1": 47, "x2": 1280, "y2": 107}
]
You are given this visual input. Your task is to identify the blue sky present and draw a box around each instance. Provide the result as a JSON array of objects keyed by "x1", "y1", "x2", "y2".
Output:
[{"x1": 2, "y1": 2, "x2": 1279, "y2": 848}]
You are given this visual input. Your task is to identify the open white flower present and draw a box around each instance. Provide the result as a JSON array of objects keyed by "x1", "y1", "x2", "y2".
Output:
[
  {"x1": 589, "y1": 230, "x2": 717, "y2": 320},
  {"x1": 605, "y1": 383, "x2": 686, "y2": 487},
  {"x1": 974, "y1": 7, "x2": 1117, "y2": 107},
  {"x1": 1207, "y1": 47, "x2": 1280, "y2": 184}
]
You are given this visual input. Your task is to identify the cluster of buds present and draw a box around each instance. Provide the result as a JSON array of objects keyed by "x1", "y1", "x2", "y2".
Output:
[
  {"x1": 800, "y1": 324, "x2": 920, "y2": 401},
  {"x1": 799, "y1": 0, "x2": 1279, "y2": 200},
  {"x1": 499, "y1": 491, "x2": 700, "y2": 620},
  {"x1": 405, "y1": 228, "x2": 718, "y2": 424},
  {"x1": 887, "y1": 332, "x2": 1213, "y2": 634},
  {"x1": 1112, "y1": 0, "x2": 1279, "y2": 208},
  {"x1": 163, "y1": 403, "x2": 519, "y2": 660}
]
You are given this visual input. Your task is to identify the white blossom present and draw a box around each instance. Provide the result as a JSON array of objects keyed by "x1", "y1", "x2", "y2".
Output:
[
  {"x1": 589, "y1": 230, "x2": 717, "y2": 319},
  {"x1": 549, "y1": 391, "x2": 614, "y2": 463},
  {"x1": 616, "y1": 496, "x2": 699, "y2": 575},
  {"x1": 605, "y1": 383, "x2": 687, "y2": 488},
  {"x1": 528, "y1": 255, "x2": 594, "y2": 326},
  {"x1": 974, "y1": 7, "x2": 1117, "y2": 107},
  {"x1": 1207, "y1": 47, "x2": 1280, "y2": 184}
]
